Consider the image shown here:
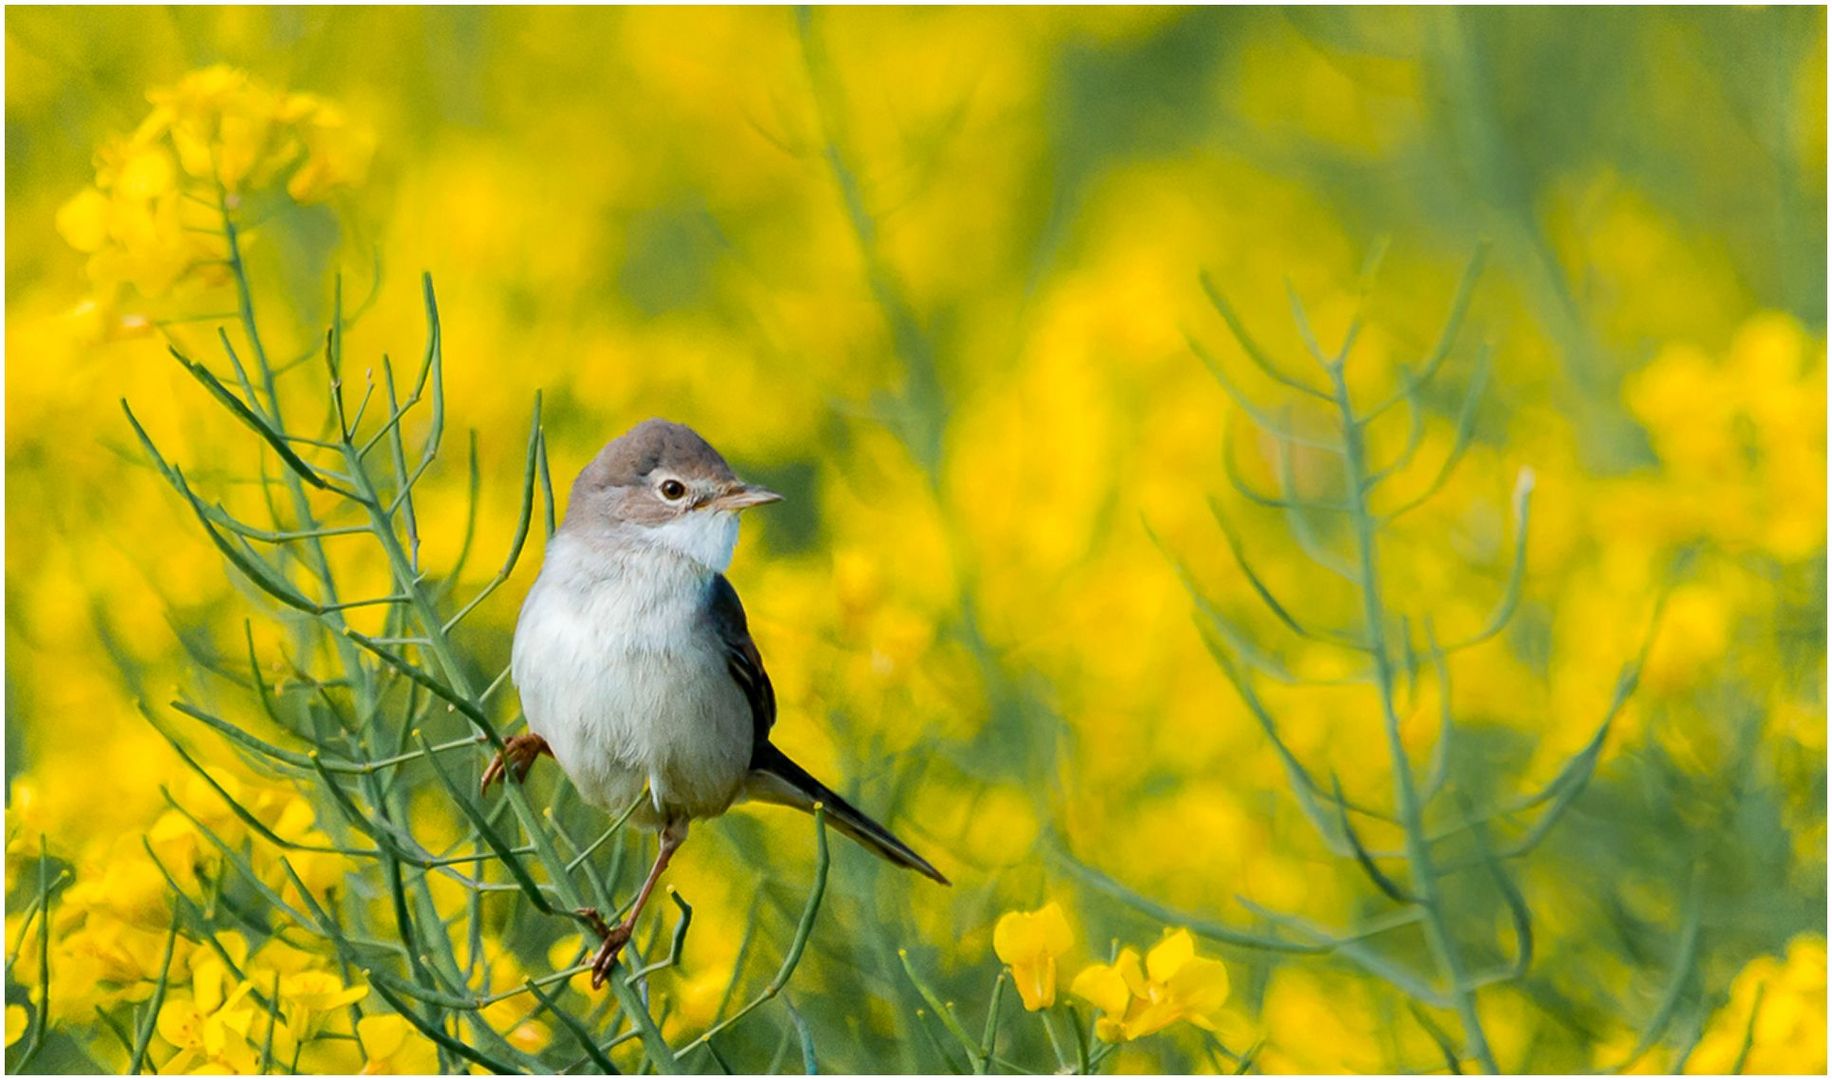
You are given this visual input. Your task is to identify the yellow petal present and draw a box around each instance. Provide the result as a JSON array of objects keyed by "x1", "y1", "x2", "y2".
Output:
[
  {"x1": 212, "y1": 932, "x2": 250, "y2": 971},
  {"x1": 331, "y1": 983, "x2": 370, "y2": 1009},
  {"x1": 281, "y1": 970, "x2": 349, "y2": 1008},
  {"x1": 1114, "y1": 948, "x2": 1149, "y2": 998},
  {"x1": 993, "y1": 910, "x2": 1042, "y2": 966},
  {"x1": 273, "y1": 797, "x2": 317, "y2": 840},
  {"x1": 5, "y1": 1004, "x2": 27, "y2": 1048},
  {"x1": 1121, "y1": 997, "x2": 1181, "y2": 1041},
  {"x1": 995, "y1": 902, "x2": 1073, "y2": 967},
  {"x1": 194, "y1": 960, "x2": 228, "y2": 1014},
  {"x1": 201, "y1": 1014, "x2": 229, "y2": 1056},
  {"x1": 1165, "y1": 956, "x2": 1231, "y2": 1027},
  {"x1": 1070, "y1": 961, "x2": 1133, "y2": 1018},
  {"x1": 1034, "y1": 901, "x2": 1073, "y2": 957},
  {"x1": 1010, "y1": 956, "x2": 1057, "y2": 1012},
  {"x1": 55, "y1": 189, "x2": 111, "y2": 253},
  {"x1": 170, "y1": 123, "x2": 215, "y2": 180},
  {"x1": 358, "y1": 1014, "x2": 407, "y2": 1060},
  {"x1": 219, "y1": 1004, "x2": 257, "y2": 1039},
  {"x1": 1146, "y1": 929, "x2": 1196, "y2": 984},
  {"x1": 115, "y1": 146, "x2": 174, "y2": 200}
]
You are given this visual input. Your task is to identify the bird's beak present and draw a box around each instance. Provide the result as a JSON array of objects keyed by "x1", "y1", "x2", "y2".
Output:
[{"x1": 710, "y1": 482, "x2": 782, "y2": 512}]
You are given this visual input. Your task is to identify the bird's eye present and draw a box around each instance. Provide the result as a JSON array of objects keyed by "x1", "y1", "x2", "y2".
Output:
[{"x1": 659, "y1": 479, "x2": 687, "y2": 501}]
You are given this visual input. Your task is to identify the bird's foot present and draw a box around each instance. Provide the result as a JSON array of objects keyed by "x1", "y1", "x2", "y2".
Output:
[
  {"x1": 589, "y1": 923, "x2": 633, "y2": 990},
  {"x1": 480, "y1": 733, "x2": 551, "y2": 794},
  {"x1": 574, "y1": 906, "x2": 614, "y2": 940}
]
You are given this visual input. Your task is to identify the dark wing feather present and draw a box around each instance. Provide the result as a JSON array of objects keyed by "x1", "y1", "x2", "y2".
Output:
[
  {"x1": 711, "y1": 574, "x2": 950, "y2": 885},
  {"x1": 704, "y1": 573, "x2": 777, "y2": 759}
]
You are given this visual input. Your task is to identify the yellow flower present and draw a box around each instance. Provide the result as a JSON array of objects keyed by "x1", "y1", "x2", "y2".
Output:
[
  {"x1": 5, "y1": 1004, "x2": 27, "y2": 1048},
  {"x1": 286, "y1": 99, "x2": 376, "y2": 203},
  {"x1": 992, "y1": 901, "x2": 1073, "y2": 1010},
  {"x1": 156, "y1": 958, "x2": 259, "y2": 1073},
  {"x1": 357, "y1": 1014, "x2": 440, "y2": 1074},
  {"x1": 278, "y1": 970, "x2": 367, "y2": 1044},
  {"x1": 56, "y1": 66, "x2": 373, "y2": 310},
  {"x1": 1071, "y1": 929, "x2": 1230, "y2": 1042},
  {"x1": 1685, "y1": 935, "x2": 1827, "y2": 1074}
]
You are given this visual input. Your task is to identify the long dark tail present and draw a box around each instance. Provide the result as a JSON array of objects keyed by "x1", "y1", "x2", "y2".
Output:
[{"x1": 747, "y1": 742, "x2": 950, "y2": 885}]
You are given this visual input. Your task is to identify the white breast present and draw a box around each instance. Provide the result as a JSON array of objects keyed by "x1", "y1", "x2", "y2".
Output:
[{"x1": 511, "y1": 530, "x2": 755, "y2": 823}]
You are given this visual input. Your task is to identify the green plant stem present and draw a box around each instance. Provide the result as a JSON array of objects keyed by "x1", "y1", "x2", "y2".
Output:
[
  {"x1": 1328, "y1": 361, "x2": 1498, "y2": 1073},
  {"x1": 977, "y1": 973, "x2": 1006, "y2": 1074},
  {"x1": 681, "y1": 811, "x2": 830, "y2": 1057},
  {"x1": 212, "y1": 197, "x2": 670, "y2": 1070},
  {"x1": 217, "y1": 192, "x2": 367, "y2": 692},
  {"x1": 127, "y1": 901, "x2": 182, "y2": 1074},
  {"x1": 16, "y1": 840, "x2": 52, "y2": 1072},
  {"x1": 1038, "y1": 1007, "x2": 1073, "y2": 1074}
]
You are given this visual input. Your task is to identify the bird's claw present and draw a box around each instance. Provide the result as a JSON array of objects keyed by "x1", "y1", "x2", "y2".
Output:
[
  {"x1": 480, "y1": 733, "x2": 550, "y2": 794},
  {"x1": 478, "y1": 756, "x2": 508, "y2": 793},
  {"x1": 575, "y1": 906, "x2": 613, "y2": 940},
  {"x1": 589, "y1": 924, "x2": 633, "y2": 990}
]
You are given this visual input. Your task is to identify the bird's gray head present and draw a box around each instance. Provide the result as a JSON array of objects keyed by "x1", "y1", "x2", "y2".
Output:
[{"x1": 564, "y1": 419, "x2": 780, "y2": 571}]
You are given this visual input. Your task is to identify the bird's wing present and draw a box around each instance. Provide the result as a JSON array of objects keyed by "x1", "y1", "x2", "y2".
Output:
[{"x1": 704, "y1": 572, "x2": 777, "y2": 757}]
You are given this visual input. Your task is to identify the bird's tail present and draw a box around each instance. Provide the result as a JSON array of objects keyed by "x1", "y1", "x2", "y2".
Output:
[{"x1": 747, "y1": 743, "x2": 950, "y2": 886}]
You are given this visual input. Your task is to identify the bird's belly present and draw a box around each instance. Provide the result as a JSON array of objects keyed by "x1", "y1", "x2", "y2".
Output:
[{"x1": 513, "y1": 572, "x2": 753, "y2": 824}]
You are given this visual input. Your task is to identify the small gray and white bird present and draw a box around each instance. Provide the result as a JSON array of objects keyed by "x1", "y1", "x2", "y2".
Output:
[{"x1": 490, "y1": 418, "x2": 947, "y2": 986}]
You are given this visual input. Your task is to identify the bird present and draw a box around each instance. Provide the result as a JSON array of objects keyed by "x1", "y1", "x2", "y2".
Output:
[{"x1": 485, "y1": 418, "x2": 948, "y2": 988}]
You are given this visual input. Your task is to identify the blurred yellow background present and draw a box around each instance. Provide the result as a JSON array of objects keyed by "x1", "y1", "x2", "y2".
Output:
[{"x1": 5, "y1": 6, "x2": 1826, "y2": 1074}]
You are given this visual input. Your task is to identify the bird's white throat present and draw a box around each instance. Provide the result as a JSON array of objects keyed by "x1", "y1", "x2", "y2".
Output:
[{"x1": 647, "y1": 509, "x2": 740, "y2": 572}]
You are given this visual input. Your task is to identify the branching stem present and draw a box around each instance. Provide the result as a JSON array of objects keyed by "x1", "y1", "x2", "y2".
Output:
[{"x1": 1328, "y1": 358, "x2": 1499, "y2": 1073}]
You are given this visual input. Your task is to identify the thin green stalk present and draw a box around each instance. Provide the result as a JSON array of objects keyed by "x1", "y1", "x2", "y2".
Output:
[
  {"x1": 682, "y1": 811, "x2": 831, "y2": 1056},
  {"x1": 784, "y1": 996, "x2": 818, "y2": 1074},
  {"x1": 1328, "y1": 359, "x2": 1497, "y2": 1072},
  {"x1": 15, "y1": 839, "x2": 52, "y2": 1073},
  {"x1": 134, "y1": 897, "x2": 194, "y2": 1074},
  {"x1": 258, "y1": 972, "x2": 282, "y2": 1075},
  {"x1": 978, "y1": 972, "x2": 1006, "y2": 1075},
  {"x1": 1730, "y1": 984, "x2": 1766, "y2": 1074},
  {"x1": 525, "y1": 977, "x2": 619, "y2": 1074},
  {"x1": 899, "y1": 949, "x2": 982, "y2": 1071},
  {"x1": 1038, "y1": 1007, "x2": 1072, "y2": 1075}
]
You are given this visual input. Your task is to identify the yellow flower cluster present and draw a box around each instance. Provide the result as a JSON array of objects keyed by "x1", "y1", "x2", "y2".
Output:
[
  {"x1": 992, "y1": 903, "x2": 1238, "y2": 1046},
  {"x1": 153, "y1": 946, "x2": 365, "y2": 1074},
  {"x1": 1685, "y1": 935, "x2": 1828, "y2": 1075},
  {"x1": 54, "y1": 65, "x2": 372, "y2": 328},
  {"x1": 1623, "y1": 311, "x2": 1826, "y2": 562},
  {"x1": 5, "y1": 759, "x2": 398, "y2": 1072},
  {"x1": 1071, "y1": 929, "x2": 1233, "y2": 1044}
]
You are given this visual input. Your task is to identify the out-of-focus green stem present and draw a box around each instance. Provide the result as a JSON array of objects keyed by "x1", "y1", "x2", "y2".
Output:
[
  {"x1": 1038, "y1": 1006, "x2": 1072, "y2": 1074},
  {"x1": 901, "y1": 948, "x2": 984, "y2": 1071},
  {"x1": 1327, "y1": 360, "x2": 1497, "y2": 1073},
  {"x1": 681, "y1": 810, "x2": 830, "y2": 1058},
  {"x1": 977, "y1": 972, "x2": 1006, "y2": 1073},
  {"x1": 127, "y1": 904, "x2": 181, "y2": 1074},
  {"x1": 14, "y1": 841, "x2": 51, "y2": 1073}
]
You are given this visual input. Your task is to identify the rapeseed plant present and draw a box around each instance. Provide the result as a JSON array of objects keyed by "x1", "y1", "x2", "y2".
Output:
[{"x1": 7, "y1": 8, "x2": 1825, "y2": 1074}]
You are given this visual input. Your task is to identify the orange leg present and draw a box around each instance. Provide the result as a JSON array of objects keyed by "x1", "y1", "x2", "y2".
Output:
[
  {"x1": 480, "y1": 733, "x2": 552, "y2": 794},
  {"x1": 590, "y1": 817, "x2": 688, "y2": 990}
]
